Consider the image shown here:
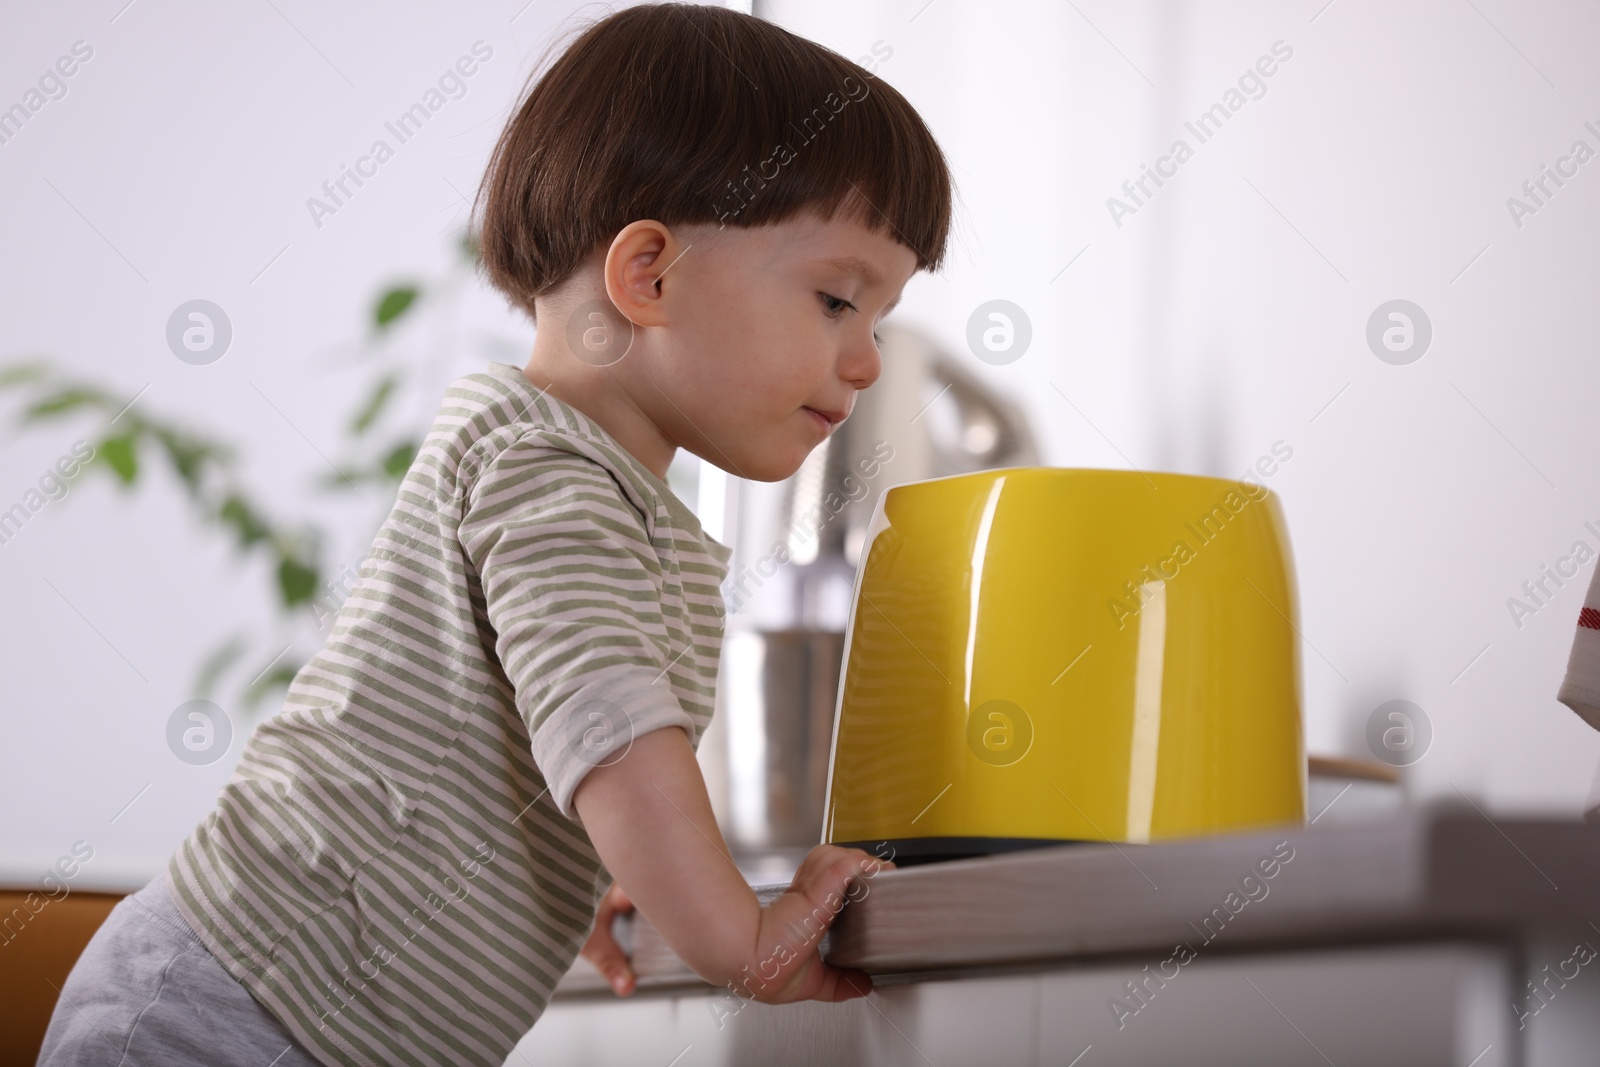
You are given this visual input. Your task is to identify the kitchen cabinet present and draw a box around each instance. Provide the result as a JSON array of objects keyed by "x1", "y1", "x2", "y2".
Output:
[{"x1": 506, "y1": 805, "x2": 1600, "y2": 1065}]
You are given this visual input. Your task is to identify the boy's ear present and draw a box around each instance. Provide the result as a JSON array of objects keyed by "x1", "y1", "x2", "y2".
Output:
[{"x1": 604, "y1": 220, "x2": 681, "y2": 328}]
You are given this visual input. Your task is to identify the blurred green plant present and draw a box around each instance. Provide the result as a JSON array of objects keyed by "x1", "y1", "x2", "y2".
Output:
[{"x1": 0, "y1": 231, "x2": 485, "y2": 715}]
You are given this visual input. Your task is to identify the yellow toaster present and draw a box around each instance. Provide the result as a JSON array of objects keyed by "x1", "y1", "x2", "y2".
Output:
[{"x1": 821, "y1": 467, "x2": 1306, "y2": 864}]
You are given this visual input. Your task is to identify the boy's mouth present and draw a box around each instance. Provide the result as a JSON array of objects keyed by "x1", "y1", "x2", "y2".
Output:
[{"x1": 804, "y1": 405, "x2": 848, "y2": 428}]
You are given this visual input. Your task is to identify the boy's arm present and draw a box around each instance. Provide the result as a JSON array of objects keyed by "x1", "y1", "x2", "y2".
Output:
[
  {"x1": 455, "y1": 437, "x2": 888, "y2": 995},
  {"x1": 571, "y1": 724, "x2": 754, "y2": 986},
  {"x1": 573, "y1": 723, "x2": 891, "y2": 1001}
]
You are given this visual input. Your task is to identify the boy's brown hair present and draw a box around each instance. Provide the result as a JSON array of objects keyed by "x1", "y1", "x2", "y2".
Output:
[{"x1": 472, "y1": 2, "x2": 954, "y2": 322}]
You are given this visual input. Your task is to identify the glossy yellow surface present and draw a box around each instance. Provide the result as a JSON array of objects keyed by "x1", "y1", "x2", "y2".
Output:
[{"x1": 822, "y1": 467, "x2": 1306, "y2": 847}]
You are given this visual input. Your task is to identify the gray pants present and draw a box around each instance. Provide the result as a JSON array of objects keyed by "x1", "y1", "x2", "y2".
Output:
[{"x1": 37, "y1": 867, "x2": 324, "y2": 1066}]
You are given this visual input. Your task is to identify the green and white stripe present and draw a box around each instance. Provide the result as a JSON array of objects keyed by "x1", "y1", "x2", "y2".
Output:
[{"x1": 168, "y1": 362, "x2": 731, "y2": 1066}]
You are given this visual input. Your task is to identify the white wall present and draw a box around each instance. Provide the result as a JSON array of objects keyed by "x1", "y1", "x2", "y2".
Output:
[
  {"x1": 3, "y1": 0, "x2": 1597, "y2": 893},
  {"x1": 761, "y1": 0, "x2": 1600, "y2": 815},
  {"x1": 0, "y1": 0, "x2": 595, "y2": 889}
]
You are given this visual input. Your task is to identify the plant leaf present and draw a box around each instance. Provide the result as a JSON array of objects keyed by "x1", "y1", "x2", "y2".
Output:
[
  {"x1": 22, "y1": 387, "x2": 103, "y2": 421},
  {"x1": 350, "y1": 374, "x2": 398, "y2": 435},
  {"x1": 381, "y1": 440, "x2": 418, "y2": 480},
  {"x1": 152, "y1": 427, "x2": 215, "y2": 492},
  {"x1": 98, "y1": 434, "x2": 138, "y2": 484},
  {"x1": 373, "y1": 287, "x2": 419, "y2": 330},
  {"x1": 318, "y1": 467, "x2": 370, "y2": 491},
  {"x1": 277, "y1": 554, "x2": 319, "y2": 608},
  {"x1": 218, "y1": 494, "x2": 270, "y2": 548},
  {"x1": 240, "y1": 660, "x2": 302, "y2": 712},
  {"x1": 0, "y1": 360, "x2": 52, "y2": 389},
  {"x1": 194, "y1": 633, "x2": 249, "y2": 701}
]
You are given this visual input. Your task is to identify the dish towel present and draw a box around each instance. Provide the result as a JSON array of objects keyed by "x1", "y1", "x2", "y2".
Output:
[
  {"x1": 1558, "y1": 564, "x2": 1600, "y2": 730},
  {"x1": 1557, "y1": 564, "x2": 1600, "y2": 822}
]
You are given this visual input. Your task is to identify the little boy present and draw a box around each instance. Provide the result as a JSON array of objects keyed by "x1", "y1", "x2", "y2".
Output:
[{"x1": 39, "y1": 4, "x2": 951, "y2": 1064}]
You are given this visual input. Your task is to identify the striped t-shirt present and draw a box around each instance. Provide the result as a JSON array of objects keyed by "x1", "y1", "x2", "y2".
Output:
[{"x1": 167, "y1": 361, "x2": 733, "y2": 1066}]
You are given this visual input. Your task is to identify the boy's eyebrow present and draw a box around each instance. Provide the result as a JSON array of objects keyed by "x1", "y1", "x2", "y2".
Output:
[
  {"x1": 813, "y1": 255, "x2": 885, "y2": 287},
  {"x1": 813, "y1": 254, "x2": 903, "y2": 313}
]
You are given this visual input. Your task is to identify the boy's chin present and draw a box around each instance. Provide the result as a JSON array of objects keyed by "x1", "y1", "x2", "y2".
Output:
[
  {"x1": 740, "y1": 447, "x2": 817, "y2": 484},
  {"x1": 694, "y1": 431, "x2": 825, "y2": 483}
]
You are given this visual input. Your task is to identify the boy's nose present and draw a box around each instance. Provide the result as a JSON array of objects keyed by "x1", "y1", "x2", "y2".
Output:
[{"x1": 842, "y1": 333, "x2": 882, "y2": 390}]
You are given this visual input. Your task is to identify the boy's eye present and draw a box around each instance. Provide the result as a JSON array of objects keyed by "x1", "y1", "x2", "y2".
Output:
[
  {"x1": 820, "y1": 291, "x2": 884, "y2": 347},
  {"x1": 819, "y1": 292, "x2": 857, "y2": 317}
]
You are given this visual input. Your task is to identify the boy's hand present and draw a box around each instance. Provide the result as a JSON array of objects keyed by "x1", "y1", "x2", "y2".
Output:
[
  {"x1": 571, "y1": 725, "x2": 895, "y2": 1007},
  {"x1": 580, "y1": 881, "x2": 637, "y2": 996},
  {"x1": 732, "y1": 845, "x2": 895, "y2": 1006}
]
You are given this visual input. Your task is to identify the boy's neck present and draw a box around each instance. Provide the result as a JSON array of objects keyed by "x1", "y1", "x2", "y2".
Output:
[{"x1": 519, "y1": 345, "x2": 677, "y2": 482}]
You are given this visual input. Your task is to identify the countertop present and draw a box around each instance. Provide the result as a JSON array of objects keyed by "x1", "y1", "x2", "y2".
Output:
[{"x1": 554, "y1": 801, "x2": 1600, "y2": 997}]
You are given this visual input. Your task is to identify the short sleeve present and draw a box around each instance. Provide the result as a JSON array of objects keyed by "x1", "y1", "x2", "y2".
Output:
[{"x1": 458, "y1": 433, "x2": 696, "y2": 825}]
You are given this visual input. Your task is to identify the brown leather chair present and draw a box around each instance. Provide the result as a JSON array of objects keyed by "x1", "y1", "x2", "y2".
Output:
[{"x1": 0, "y1": 887, "x2": 128, "y2": 1066}]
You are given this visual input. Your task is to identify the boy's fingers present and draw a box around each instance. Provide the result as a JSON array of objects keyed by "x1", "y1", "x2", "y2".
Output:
[
  {"x1": 585, "y1": 939, "x2": 635, "y2": 995},
  {"x1": 778, "y1": 850, "x2": 892, "y2": 938},
  {"x1": 752, "y1": 845, "x2": 896, "y2": 1006},
  {"x1": 581, "y1": 887, "x2": 637, "y2": 995},
  {"x1": 799, "y1": 850, "x2": 879, "y2": 888},
  {"x1": 828, "y1": 967, "x2": 874, "y2": 1002},
  {"x1": 835, "y1": 851, "x2": 891, "y2": 889}
]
